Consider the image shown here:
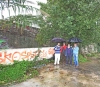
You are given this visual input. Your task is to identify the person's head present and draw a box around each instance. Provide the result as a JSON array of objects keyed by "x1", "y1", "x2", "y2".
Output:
[
  {"x1": 57, "y1": 42, "x2": 60, "y2": 46},
  {"x1": 67, "y1": 43, "x2": 71, "y2": 48},
  {"x1": 74, "y1": 43, "x2": 77, "y2": 47},
  {"x1": 63, "y1": 42, "x2": 66, "y2": 46}
]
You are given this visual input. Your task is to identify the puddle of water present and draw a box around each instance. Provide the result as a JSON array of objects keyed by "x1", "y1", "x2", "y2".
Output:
[{"x1": 9, "y1": 60, "x2": 100, "y2": 87}]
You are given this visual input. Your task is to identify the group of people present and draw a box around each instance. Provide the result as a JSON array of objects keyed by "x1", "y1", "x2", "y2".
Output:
[{"x1": 54, "y1": 42, "x2": 79, "y2": 68}]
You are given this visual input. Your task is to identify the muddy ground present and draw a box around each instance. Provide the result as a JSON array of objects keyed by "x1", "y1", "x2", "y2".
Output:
[{"x1": 9, "y1": 58, "x2": 100, "y2": 87}]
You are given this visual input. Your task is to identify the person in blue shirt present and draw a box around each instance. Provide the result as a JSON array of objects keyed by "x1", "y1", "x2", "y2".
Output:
[
  {"x1": 65, "y1": 43, "x2": 73, "y2": 65},
  {"x1": 54, "y1": 43, "x2": 61, "y2": 65},
  {"x1": 73, "y1": 43, "x2": 79, "y2": 68}
]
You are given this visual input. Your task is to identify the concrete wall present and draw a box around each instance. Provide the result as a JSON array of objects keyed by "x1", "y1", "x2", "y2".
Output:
[{"x1": 0, "y1": 47, "x2": 54, "y2": 65}]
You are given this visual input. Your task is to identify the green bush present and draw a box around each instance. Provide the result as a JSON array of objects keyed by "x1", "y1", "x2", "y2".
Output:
[
  {"x1": 0, "y1": 58, "x2": 53, "y2": 86},
  {"x1": 85, "y1": 53, "x2": 99, "y2": 58},
  {"x1": 79, "y1": 54, "x2": 89, "y2": 63},
  {"x1": 0, "y1": 60, "x2": 30, "y2": 84}
]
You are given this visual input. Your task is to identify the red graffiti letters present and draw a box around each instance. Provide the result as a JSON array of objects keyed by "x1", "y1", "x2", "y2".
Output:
[{"x1": 0, "y1": 47, "x2": 54, "y2": 64}]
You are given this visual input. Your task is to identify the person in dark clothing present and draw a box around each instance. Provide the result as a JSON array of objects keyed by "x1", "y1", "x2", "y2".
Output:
[{"x1": 65, "y1": 43, "x2": 73, "y2": 65}]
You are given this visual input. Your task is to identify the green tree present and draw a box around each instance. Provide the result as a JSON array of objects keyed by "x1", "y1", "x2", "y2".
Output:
[{"x1": 36, "y1": 0, "x2": 100, "y2": 46}]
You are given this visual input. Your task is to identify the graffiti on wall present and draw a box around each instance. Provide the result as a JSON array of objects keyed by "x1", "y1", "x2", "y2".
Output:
[{"x1": 0, "y1": 47, "x2": 55, "y2": 64}]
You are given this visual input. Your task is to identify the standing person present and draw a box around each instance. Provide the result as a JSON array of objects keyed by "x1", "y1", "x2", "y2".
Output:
[
  {"x1": 61, "y1": 42, "x2": 67, "y2": 62},
  {"x1": 65, "y1": 43, "x2": 73, "y2": 65},
  {"x1": 61, "y1": 42, "x2": 67, "y2": 54},
  {"x1": 54, "y1": 43, "x2": 61, "y2": 65},
  {"x1": 73, "y1": 43, "x2": 79, "y2": 68}
]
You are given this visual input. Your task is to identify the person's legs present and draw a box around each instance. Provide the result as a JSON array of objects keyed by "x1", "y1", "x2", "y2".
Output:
[
  {"x1": 73, "y1": 54, "x2": 79, "y2": 67},
  {"x1": 68, "y1": 55, "x2": 70, "y2": 64},
  {"x1": 54, "y1": 54, "x2": 57, "y2": 65},
  {"x1": 75, "y1": 54, "x2": 78, "y2": 66},
  {"x1": 69, "y1": 56, "x2": 72, "y2": 65},
  {"x1": 73, "y1": 54, "x2": 76, "y2": 66},
  {"x1": 57, "y1": 54, "x2": 60, "y2": 64},
  {"x1": 61, "y1": 51, "x2": 65, "y2": 63}
]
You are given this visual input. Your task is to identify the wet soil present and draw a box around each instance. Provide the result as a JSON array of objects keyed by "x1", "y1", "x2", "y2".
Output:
[{"x1": 9, "y1": 59, "x2": 100, "y2": 87}]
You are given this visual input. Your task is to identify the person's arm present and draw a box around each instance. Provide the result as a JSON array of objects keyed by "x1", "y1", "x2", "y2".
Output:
[
  {"x1": 71, "y1": 48, "x2": 73, "y2": 56},
  {"x1": 77, "y1": 47, "x2": 79, "y2": 54},
  {"x1": 65, "y1": 48, "x2": 67, "y2": 56},
  {"x1": 60, "y1": 46, "x2": 63, "y2": 52},
  {"x1": 54, "y1": 46, "x2": 57, "y2": 50}
]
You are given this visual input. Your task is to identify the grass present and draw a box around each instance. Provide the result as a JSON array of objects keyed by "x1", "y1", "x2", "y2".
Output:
[
  {"x1": 85, "y1": 53, "x2": 100, "y2": 58},
  {"x1": 0, "y1": 58, "x2": 54, "y2": 86},
  {"x1": 79, "y1": 54, "x2": 89, "y2": 63}
]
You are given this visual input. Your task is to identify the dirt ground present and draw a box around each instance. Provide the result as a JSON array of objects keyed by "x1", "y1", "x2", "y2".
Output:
[{"x1": 9, "y1": 59, "x2": 100, "y2": 87}]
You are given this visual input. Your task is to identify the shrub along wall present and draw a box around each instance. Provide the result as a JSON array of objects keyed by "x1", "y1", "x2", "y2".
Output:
[{"x1": 0, "y1": 58, "x2": 53, "y2": 86}]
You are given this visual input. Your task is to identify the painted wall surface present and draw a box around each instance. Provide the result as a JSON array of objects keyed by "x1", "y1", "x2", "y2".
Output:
[{"x1": 0, "y1": 47, "x2": 55, "y2": 64}]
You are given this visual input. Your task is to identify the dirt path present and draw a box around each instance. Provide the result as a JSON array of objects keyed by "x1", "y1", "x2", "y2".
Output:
[{"x1": 9, "y1": 59, "x2": 100, "y2": 87}]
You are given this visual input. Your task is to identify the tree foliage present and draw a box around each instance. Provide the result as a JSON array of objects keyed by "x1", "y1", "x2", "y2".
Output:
[{"x1": 36, "y1": 0, "x2": 100, "y2": 46}]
